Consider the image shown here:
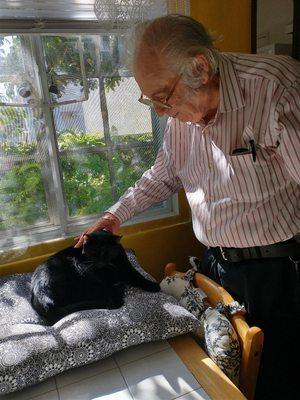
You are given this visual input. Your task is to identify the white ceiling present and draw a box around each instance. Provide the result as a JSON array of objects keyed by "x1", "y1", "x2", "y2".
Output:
[{"x1": 0, "y1": 0, "x2": 98, "y2": 20}]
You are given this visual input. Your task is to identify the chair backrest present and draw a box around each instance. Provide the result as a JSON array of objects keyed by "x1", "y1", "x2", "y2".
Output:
[{"x1": 165, "y1": 262, "x2": 264, "y2": 400}]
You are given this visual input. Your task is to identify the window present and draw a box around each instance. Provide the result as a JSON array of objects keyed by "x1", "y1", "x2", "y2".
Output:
[{"x1": 0, "y1": 33, "x2": 177, "y2": 250}]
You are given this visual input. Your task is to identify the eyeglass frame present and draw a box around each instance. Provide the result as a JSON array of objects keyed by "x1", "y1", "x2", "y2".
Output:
[{"x1": 138, "y1": 73, "x2": 182, "y2": 110}]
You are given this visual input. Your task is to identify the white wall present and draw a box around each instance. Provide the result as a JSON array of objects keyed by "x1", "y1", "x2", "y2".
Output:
[
  {"x1": 82, "y1": 77, "x2": 152, "y2": 136},
  {"x1": 257, "y1": 0, "x2": 293, "y2": 47}
]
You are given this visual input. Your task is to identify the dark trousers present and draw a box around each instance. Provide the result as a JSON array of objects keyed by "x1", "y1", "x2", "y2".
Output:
[{"x1": 201, "y1": 247, "x2": 300, "y2": 400}]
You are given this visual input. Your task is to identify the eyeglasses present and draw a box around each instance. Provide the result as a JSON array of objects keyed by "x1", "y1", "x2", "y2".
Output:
[{"x1": 138, "y1": 74, "x2": 182, "y2": 110}]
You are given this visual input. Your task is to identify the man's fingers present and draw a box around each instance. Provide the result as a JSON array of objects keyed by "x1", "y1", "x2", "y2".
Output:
[
  {"x1": 73, "y1": 219, "x2": 116, "y2": 248},
  {"x1": 74, "y1": 237, "x2": 84, "y2": 248},
  {"x1": 74, "y1": 232, "x2": 88, "y2": 248}
]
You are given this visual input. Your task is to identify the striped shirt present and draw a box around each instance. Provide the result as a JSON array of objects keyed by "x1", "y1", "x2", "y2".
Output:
[{"x1": 109, "y1": 52, "x2": 300, "y2": 248}]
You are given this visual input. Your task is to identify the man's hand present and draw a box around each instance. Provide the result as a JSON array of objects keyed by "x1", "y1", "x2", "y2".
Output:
[{"x1": 74, "y1": 212, "x2": 121, "y2": 248}]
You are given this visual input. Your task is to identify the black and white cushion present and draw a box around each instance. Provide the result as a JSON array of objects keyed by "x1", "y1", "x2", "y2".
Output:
[{"x1": 0, "y1": 251, "x2": 200, "y2": 395}]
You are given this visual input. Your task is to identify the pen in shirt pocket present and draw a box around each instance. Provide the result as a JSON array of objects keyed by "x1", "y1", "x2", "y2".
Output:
[{"x1": 231, "y1": 140, "x2": 257, "y2": 162}]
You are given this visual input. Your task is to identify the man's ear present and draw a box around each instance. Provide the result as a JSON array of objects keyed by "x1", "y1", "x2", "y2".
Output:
[{"x1": 193, "y1": 54, "x2": 210, "y2": 85}]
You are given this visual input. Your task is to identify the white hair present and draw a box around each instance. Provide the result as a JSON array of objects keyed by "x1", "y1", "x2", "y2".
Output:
[{"x1": 127, "y1": 14, "x2": 220, "y2": 90}]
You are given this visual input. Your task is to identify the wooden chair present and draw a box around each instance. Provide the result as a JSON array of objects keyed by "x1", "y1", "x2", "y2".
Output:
[{"x1": 165, "y1": 262, "x2": 264, "y2": 400}]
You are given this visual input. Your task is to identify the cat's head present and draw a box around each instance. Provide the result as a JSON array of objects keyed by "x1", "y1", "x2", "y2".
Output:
[{"x1": 82, "y1": 230, "x2": 124, "y2": 262}]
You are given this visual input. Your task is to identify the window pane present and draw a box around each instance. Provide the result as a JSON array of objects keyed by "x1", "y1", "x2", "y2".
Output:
[
  {"x1": 0, "y1": 36, "x2": 34, "y2": 105},
  {"x1": 104, "y1": 77, "x2": 152, "y2": 137},
  {"x1": 0, "y1": 30, "x2": 174, "y2": 250},
  {"x1": 53, "y1": 56, "x2": 159, "y2": 218},
  {"x1": 0, "y1": 161, "x2": 48, "y2": 230},
  {"x1": 41, "y1": 36, "x2": 87, "y2": 104},
  {"x1": 59, "y1": 151, "x2": 113, "y2": 217},
  {"x1": 113, "y1": 138, "x2": 156, "y2": 198},
  {"x1": 0, "y1": 107, "x2": 49, "y2": 230}
]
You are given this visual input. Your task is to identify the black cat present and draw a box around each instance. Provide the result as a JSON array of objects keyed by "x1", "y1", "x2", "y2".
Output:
[{"x1": 31, "y1": 230, "x2": 160, "y2": 324}]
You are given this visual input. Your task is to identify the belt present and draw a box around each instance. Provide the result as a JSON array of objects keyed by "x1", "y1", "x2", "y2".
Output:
[{"x1": 214, "y1": 235, "x2": 300, "y2": 262}]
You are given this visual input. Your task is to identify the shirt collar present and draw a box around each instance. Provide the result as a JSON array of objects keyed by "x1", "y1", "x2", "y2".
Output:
[{"x1": 218, "y1": 53, "x2": 245, "y2": 113}]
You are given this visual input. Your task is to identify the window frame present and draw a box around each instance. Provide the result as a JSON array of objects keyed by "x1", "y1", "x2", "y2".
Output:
[{"x1": 0, "y1": 27, "x2": 179, "y2": 251}]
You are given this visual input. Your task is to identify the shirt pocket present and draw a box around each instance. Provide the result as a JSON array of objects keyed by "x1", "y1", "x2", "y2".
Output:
[{"x1": 224, "y1": 153, "x2": 270, "y2": 203}]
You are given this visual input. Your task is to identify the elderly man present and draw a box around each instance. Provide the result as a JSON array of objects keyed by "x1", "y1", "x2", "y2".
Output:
[{"x1": 75, "y1": 15, "x2": 300, "y2": 399}]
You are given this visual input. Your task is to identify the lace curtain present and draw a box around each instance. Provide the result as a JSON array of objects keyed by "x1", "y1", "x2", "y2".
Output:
[{"x1": 94, "y1": 0, "x2": 190, "y2": 28}]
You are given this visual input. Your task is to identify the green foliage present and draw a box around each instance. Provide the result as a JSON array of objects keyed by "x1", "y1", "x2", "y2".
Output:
[
  {"x1": 0, "y1": 162, "x2": 48, "y2": 230},
  {"x1": 42, "y1": 35, "x2": 122, "y2": 98},
  {"x1": 113, "y1": 146, "x2": 155, "y2": 198},
  {"x1": 57, "y1": 129, "x2": 106, "y2": 150},
  {"x1": 0, "y1": 34, "x2": 123, "y2": 101},
  {"x1": 0, "y1": 107, "x2": 27, "y2": 126},
  {"x1": 58, "y1": 131, "x2": 155, "y2": 215},
  {"x1": 43, "y1": 36, "x2": 98, "y2": 97},
  {"x1": 112, "y1": 133, "x2": 155, "y2": 197},
  {"x1": 0, "y1": 33, "x2": 144, "y2": 233},
  {"x1": 0, "y1": 131, "x2": 155, "y2": 229},
  {"x1": 61, "y1": 153, "x2": 113, "y2": 217},
  {"x1": 116, "y1": 132, "x2": 153, "y2": 144},
  {"x1": 104, "y1": 77, "x2": 123, "y2": 92},
  {"x1": 0, "y1": 142, "x2": 36, "y2": 155}
]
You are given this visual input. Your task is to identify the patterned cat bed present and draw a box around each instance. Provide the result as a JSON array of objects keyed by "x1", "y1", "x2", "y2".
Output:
[{"x1": 0, "y1": 251, "x2": 200, "y2": 395}]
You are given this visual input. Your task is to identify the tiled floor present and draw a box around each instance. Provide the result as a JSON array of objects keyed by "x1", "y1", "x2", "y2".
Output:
[{"x1": 0, "y1": 340, "x2": 211, "y2": 400}]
